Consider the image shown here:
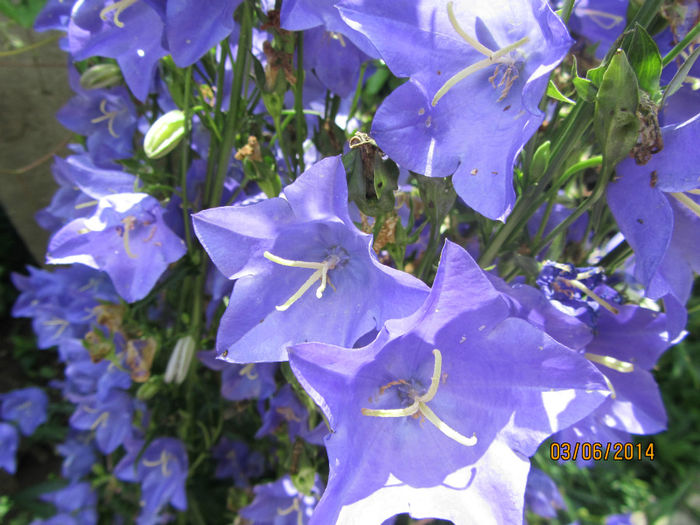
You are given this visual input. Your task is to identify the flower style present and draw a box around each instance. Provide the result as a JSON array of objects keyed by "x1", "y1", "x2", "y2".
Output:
[
  {"x1": 338, "y1": 0, "x2": 572, "y2": 220},
  {"x1": 47, "y1": 192, "x2": 187, "y2": 303},
  {"x1": 114, "y1": 437, "x2": 188, "y2": 523},
  {"x1": 192, "y1": 156, "x2": 429, "y2": 363},
  {"x1": 288, "y1": 241, "x2": 608, "y2": 524},
  {"x1": 1, "y1": 387, "x2": 49, "y2": 437},
  {"x1": 239, "y1": 474, "x2": 324, "y2": 525}
]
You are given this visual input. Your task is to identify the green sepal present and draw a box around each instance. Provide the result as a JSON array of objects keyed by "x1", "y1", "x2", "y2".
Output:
[
  {"x1": 242, "y1": 149, "x2": 282, "y2": 198},
  {"x1": 342, "y1": 146, "x2": 398, "y2": 217},
  {"x1": 627, "y1": 23, "x2": 662, "y2": 96},
  {"x1": 594, "y1": 49, "x2": 640, "y2": 172},
  {"x1": 413, "y1": 173, "x2": 456, "y2": 228},
  {"x1": 529, "y1": 140, "x2": 551, "y2": 183},
  {"x1": 546, "y1": 80, "x2": 575, "y2": 104},
  {"x1": 573, "y1": 77, "x2": 596, "y2": 103}
]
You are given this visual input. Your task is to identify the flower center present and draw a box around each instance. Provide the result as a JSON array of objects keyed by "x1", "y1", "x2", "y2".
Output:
[
  {"x1": 99, "y1": 0, "x2": 139, "y2": 28},
  {"x1": 556, "y1": 277, "x2": 619, "y2": 315},
  {"x1": 142, "y1": 450, "x2": 173, "y2": 477},
  {"x1": 584, "y1": 352, "x2": 634, "y2": 399},
  {"x1": 361, "y1": 349, "x2": 477, "y2": 447},
  {"x1": 90, "y1": 99, "x2": 123, "y2": 138},
  {"x1": 432, "y1": 2, "x2": 529, "y2": 106},
  {"x1": 263, "y1": 251, "x2": 341, "y2": 311}
]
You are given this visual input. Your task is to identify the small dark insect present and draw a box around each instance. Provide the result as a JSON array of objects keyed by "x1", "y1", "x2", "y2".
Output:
[
  {"x1": 650, "y1": 170, "x2": 658, "y2": 188},
  {"x1": 503, "y1": 105, "x2": 511, "y2": 111},
  {"x1": 637, "y1": 218, "x2": 644, "y2": 224}
]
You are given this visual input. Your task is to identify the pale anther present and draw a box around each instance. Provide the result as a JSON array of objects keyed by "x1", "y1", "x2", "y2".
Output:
[
  {"x1": 263, "y1": 251, "x2": 340, "y2": 311},
  {"x1": 142, "y1": 450, "x2": 172, "y2": 477},
  {"x1": 99, "y1": 0, "x2": 139, "y2": 28},
  {"x1": 670, "y1": 192, "x2": 700, "y2": 220},
  {"x1": 90, "y1": 99, "x2": 121, "y2": 138},
  {"x1": 239, "y1": 363, "x2": 259, "y2": 380},
  {"x1": 121, "y1": 216, "x2": 139, "y2": 259},
  {"x1": 559, "y1": 277, "x2": 619, "y2": 315},
  {"x1": 277, "y1": 497, "x2": 303, "y2": 525},
  {"x1": 432, "y1": 2, "x2": 529, "y2": 106},
  {"x1": 361, "y1": 349, "x2": 477, "y2": 447}
]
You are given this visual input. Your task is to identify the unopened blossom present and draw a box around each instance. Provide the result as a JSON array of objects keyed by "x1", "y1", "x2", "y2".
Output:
[
  {"x1": 288, "y1": 241, "x2": 608, "y2": 523},
  {"x1": 192, "y1": 156, "x2": 428, "y2": 363},
  {"x1": 339, "y1": 0, "x2": 572, "y2": 220}
]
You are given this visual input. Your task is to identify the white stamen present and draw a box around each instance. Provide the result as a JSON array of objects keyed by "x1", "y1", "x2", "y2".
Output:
[
  {"x1": 584, "y1": 353, "x2": 634, "y2": 373},
  {"x1": 670, "y1": 192, "x2": 700, "y2": 220},
  {"x1": 90, "y1": 99, "x2": 122, "y2": 138},
  {"x1": 559, "y1": 278, "x2": 619, "y2": 315},
  {"x1": 99, "y1": 0, "x2": 139, "y2": 28}
]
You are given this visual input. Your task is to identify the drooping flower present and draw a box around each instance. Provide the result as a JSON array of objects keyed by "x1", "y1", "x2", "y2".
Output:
[
  {"x1": 114, "y1": 437, "x2": 188, "y2": 523},
  {"x1": 607, "y1": 114, "x2": 700, "y2": 305},
  {"x1": 1, "y1": 387, "x2": 49, "y2": 437},
  {"x1": 46, "y1": 192, "x2": 187, "y2": 303},
  {"x1": 0, "y1": 423, "x2": 19, "y2": 474},
  {"x1": 69, "y1": 390, "x2": 134, "y2": 454},
  {"x1": 239, "y1": 474, "x2": 324, "y2": 525},
  {"x1": 192, "y1": 155, "x2": 429, "y2": 363},
  {"x1": 288, "y1": 241, "x2": 608, "y2": 524},
  {"x1": 338, "y1": 0, "x2": 572, "y2": 220}
]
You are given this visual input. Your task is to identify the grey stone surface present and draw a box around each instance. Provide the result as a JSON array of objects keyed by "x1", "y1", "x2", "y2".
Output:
[{"x1": 0, "y1": 23, "x2": 73, "y2": 263}]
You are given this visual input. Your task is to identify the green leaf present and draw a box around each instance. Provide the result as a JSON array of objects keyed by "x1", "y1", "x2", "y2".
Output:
[
  {"x1": 627, "y1": 23, "x2": 662, "y2": 95},
  {"x1": 342, "y1": 145, "x2": 398, "y2": 217},
  {"x1": 546, "y1": 80, "x2": 575, "y2": 104},
  {"x1": 594, "y1": 49, "x2": 640, "y2": 172},
  {"x1": 413, "y1": 174, "x2": 456, "y2": 228},
  {"x1": 661, "y1": 46, "x2": 700, "y2": 109},
  {"x1": 573, "y1": 77, "x2": 596, "y2": 103},
  {"x1": 586, "y1": 64, "x2": 606, "y2": 87},
  {"x1": 0, "y1": 0, "x2": 46, "y2": 27}
]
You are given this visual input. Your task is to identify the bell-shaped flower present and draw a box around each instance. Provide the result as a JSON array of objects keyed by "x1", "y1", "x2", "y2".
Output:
[
  {"x1": 1, "y1": 387, "x2": 49, "y2": 437},
  {"x1": 338, "y1": 0, "x2": 572, "y2": 220},
  {"x1": 287, "y1": 241, "x2": 608, "y2": 524},
  {"x1": 239, "y1": 474, "x2": 323, "y2": 525},
  {"x1": 525, "y1": 468, "x2": 567, "y2": 519},
  {"x1": 38, "y1": 482, "x2": 97, "y2": 525},
  {"x1": 568, "y1": 0, "x2": 627, "y2": 59},
  {"x1": 57, "y1": 433, "x2": 98, "y2": 481},
  {"x1": 192, "y1": 155, "x2": 429, "y2": 363},
  {"x1": 211, "y1": 437, "x2": 265, "y2": 488},
  {"x1": 198, "y1": 350, "x2": 277, "y2": 401},
  {"x1": 256, "y1": 384, "x2": 326, "y2": 446},
  {"x1": 114, "y1": 437, "x2": 188, "y2": 522},
  {"x1": 607, "y1": 114, "x2": 700, "y2": 305},
  {"x1": 69, "y1": 390, "x2": 134, "y2": 454},
  {"x1": 68, "y1": 0, "x2": 168, "y2": 101},
  {"x1": 47, "y1": 192, "x2": 187, "y2": 303},
  {"x1": 0, "y1": 423, "x2": 19, "y2": 474}
]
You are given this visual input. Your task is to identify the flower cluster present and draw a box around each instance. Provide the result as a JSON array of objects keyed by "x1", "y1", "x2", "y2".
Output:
[{"x1": 4, "y1": 0, "x2": 697, "y2": 524}]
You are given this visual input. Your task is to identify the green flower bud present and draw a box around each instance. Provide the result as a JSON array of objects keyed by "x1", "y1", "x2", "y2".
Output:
[
  {"x1": 164, "y1": 335, "x2": 196, "y2": 384},
  {"x1": 143, "y1": 110, "x2": 186, "y2": 159},
  {"x1": 79, "y1": 63, "x2": 123, "y2": 90},
  {"x1": 136, "y1": 376, "x2": 164, "y2": 401}
]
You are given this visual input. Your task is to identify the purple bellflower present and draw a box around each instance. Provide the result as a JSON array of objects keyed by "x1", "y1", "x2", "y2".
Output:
[
  {"x1": 256, "y1": 384, "x2": 327, "y2": 446},
  {"x1": 607, "y1": 114, "x2": 700, "y2": 304},
  {"x1": 1, "y1": 387, "x2": 49, "y2": 437},
  {"x1": 192, "y1": 155, "x2": 429, "y2": 363},
  {"x1": 211, "y1": 437, "x2": 265, "y2": 487},
  {"x1": 69, "y1": 390, "x2": 134, "y2": 454},
  {"x1": 525, "y1": 468, "x2": 567, "y2": 519},
  {"x1": 68, "y1": 0, "x2": 168, "y2": 101},
  {"x1": 47, "y1": 192, "x2": 187, "y2": 303},
  {"x1": 57, "y1": 433, "x2": 98, "y2": 481},
  {"x1": 569, "y1": 0, "x2": 628, "y2": 59},
  {"x1": 287, "y1": 241, "x2": 608, "y2": 524},
  {"x1": 114, "y1": 437, "x2": 188, "y2": 523},
  {"x1": 0, "y1": 422, "x2": 19, "y2": 474},
  {"x1": 198, "y1": 350, "x2": 277, "y2": 401},
  {"x1": 34, "y1": 0, "x2": 77, "y2": 33},
  {"x1": 239, "y1": 474, "x2": 324, "y2": 525},
  {"x1": 37, "y1": 482, "x2": 98, "y2": 525},
  {"x1": 338, "y1": 0, "x2": 572, "y2": 220}
]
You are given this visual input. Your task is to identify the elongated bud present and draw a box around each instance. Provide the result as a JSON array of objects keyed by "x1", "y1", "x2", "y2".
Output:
[
  {"x1": 164, "y1": 335, "x2": 195, "y2": 384},
  {"x1": 79, "y1": 63, "x2": 123, "y2": 90},
  {"x1": 136, "y1": 376, "x2": 163, "y2": 401},
  {"x1": 143, "y1": 110, "x2": 186, "y2": 159}
]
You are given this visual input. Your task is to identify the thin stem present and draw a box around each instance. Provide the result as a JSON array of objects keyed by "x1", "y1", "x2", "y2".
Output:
[
  {"x1": 208, "y1": 1, "x2": 252, "y2": 209},
  {"x1": 560, "y1": 0, "x2": 576, "y2": 24},
  {"x1": 294, "y1": 31, "x2": 306, "y2": 175},
  {"x1": 180, "y1": 66, "x2": 194, "y2": 252},
  {"x1": 662, "y1": 22, "x2": 700, "y2": 66},
  {"x1": 346, "y1": 61, "x2": 368, "y2": 129},
  {"x1": 0, "y1": 34, "x2": 61, "y2": 57}
]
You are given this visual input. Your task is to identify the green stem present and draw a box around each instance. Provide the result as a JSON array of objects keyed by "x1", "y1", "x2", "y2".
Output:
[
  {"x1": 208, "y1": 1, "x2": 252, "y2": 209},
  {"x1": 273, "y1": 114, "x2": 294, "y2": 176},
  {"x1": 346, "y1": 61, "x2": 368, "y2": 129},
  {"x1": 180, "y1": 66, "x2": 194, "y2": 252},
  {"x1": 417, "y1": 224, "x2": 440, "y2": 282},
  {"x1": 662, "y1": 22, "x2": 700, "y2": 66},
  {"x1": 0, "y1": 34, "x2": 61, "y2": 57},
  {"x1": 559, "y1": 0, "x2": 576, "y2": 24},
  {"x1": 294, "y1": 31, "x2": 306, "y2": 175}
]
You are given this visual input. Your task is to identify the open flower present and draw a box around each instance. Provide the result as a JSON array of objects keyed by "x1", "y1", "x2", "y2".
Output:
[
  {"x1": 338, "y1": 0, "x2": 572, "y2": 220},
  {"x1": 288, "y1": 241, "x2": 608, "y2": 524},
  {"x1": 192, "y1": 156, "x2": 428, "y2": 363}
]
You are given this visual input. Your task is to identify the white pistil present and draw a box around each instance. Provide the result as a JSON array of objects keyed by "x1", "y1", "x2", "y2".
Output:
[
  {"x1": 239, "y1": 363, "x2": 259, "y2": 380},
  {"x1": 99, "y1": 0, "x2": 139, "y2": 28},
  {"x1": 584, "y1": 353, "x2": 634, "y2": 373},
  {"x1": 559, "y1": 277, "x2": 619, "y2": 315},
  {"x1": 277, "y1": 497, "x2": 303, "y2": 525},
  {"x1": 361, "y1": 349, "x2": 477, "y2": 447},
  {"x1": 432, "y1": 2, "x2": 529, "y2": 106},
  {"x1": 121, "y1": 216, "x2": 138, "y2": 259},
  {"x1": 142, "y1": 450, "x2": 172, "y2": 477},
  {"x1": 90, "y1": 99, "x2": 121, "y2": 138},
  {"x1": 670, "y1": 192, "x2": 700, "y2": 220},
  {"x1": 577, "y1": 8, "x2": 624, "y2": 30},
  {"x1": 263, "y1": 251, "x2": 340, "y2": 311}
]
